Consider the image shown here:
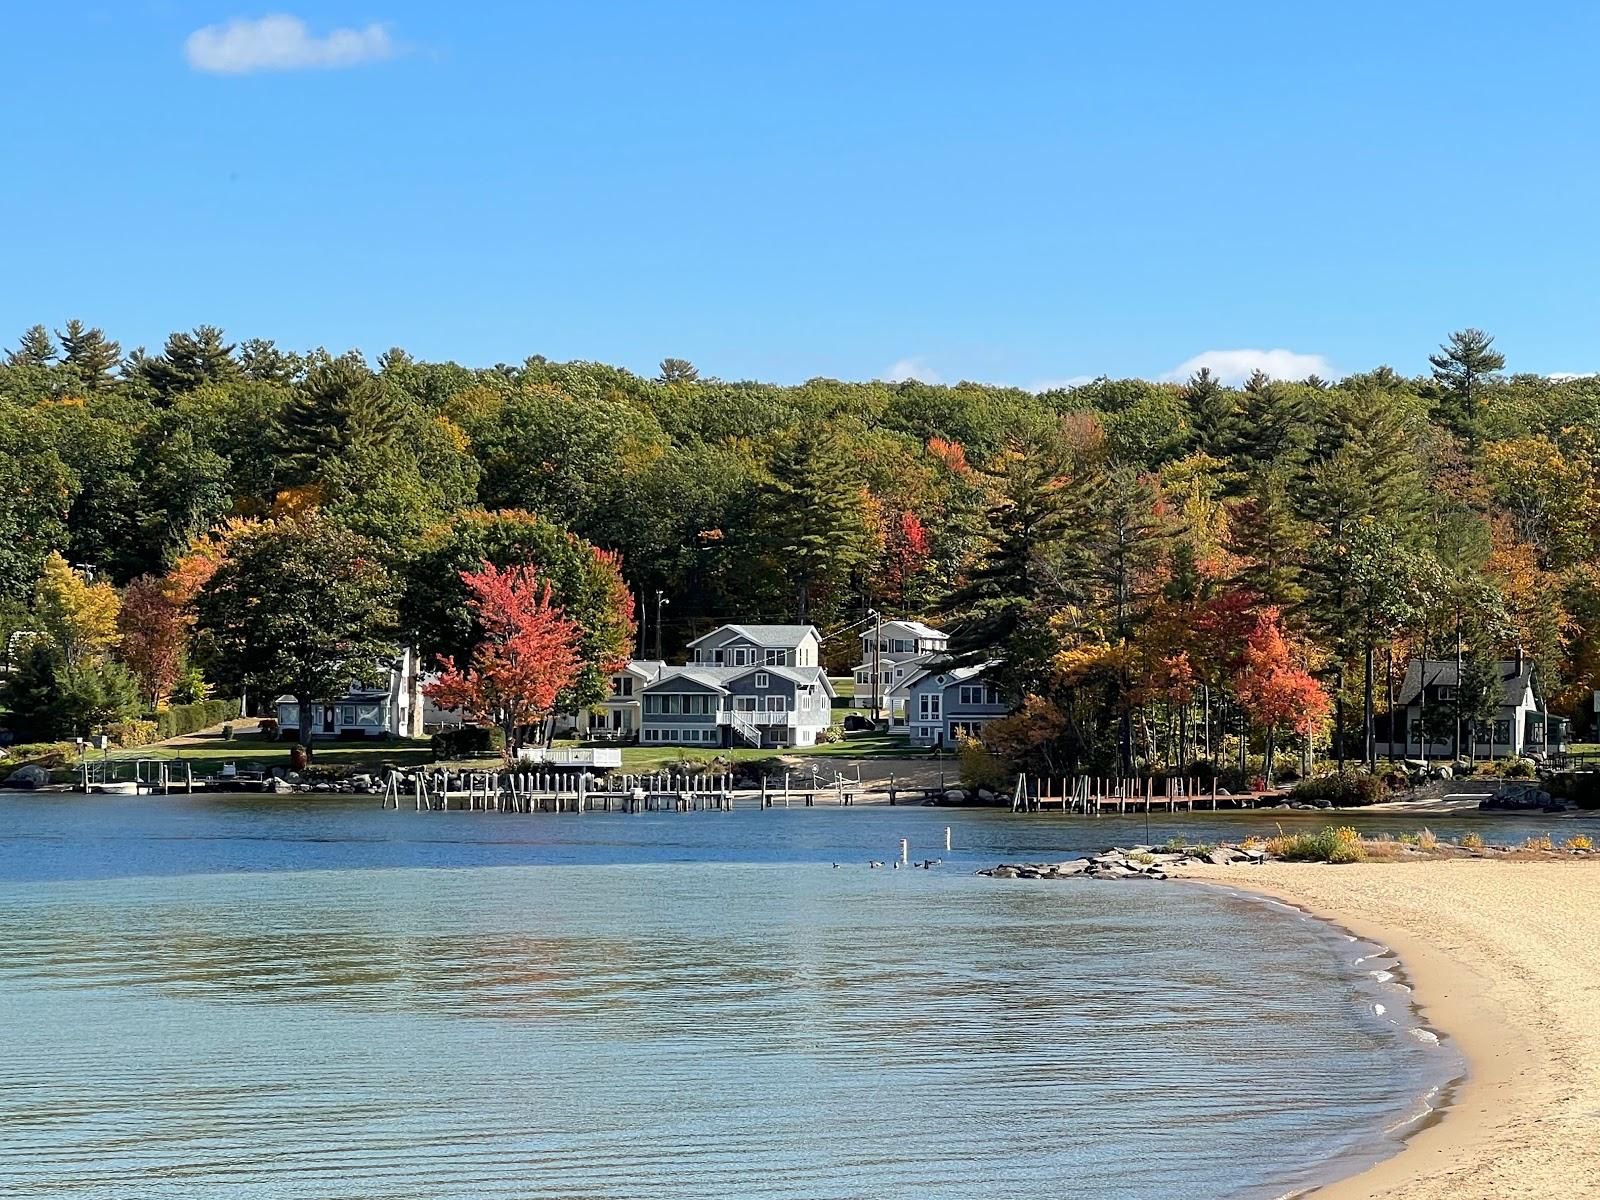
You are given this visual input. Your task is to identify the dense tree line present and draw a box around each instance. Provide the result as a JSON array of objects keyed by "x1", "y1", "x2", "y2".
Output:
[{"x1": 2, "y1": 321, "x2": 1597, "y2": 771}]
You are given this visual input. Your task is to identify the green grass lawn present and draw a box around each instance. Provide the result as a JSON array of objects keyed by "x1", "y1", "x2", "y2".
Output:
[
  {"x1": 91, "y1": 727, "x2": 933, "y2": 778},
  {"x1": 105, "y1": 731, "x2": 435, "y2": 770},
  {"x1": 558, "y1": 730, "x2": 935, "y2": 772}
]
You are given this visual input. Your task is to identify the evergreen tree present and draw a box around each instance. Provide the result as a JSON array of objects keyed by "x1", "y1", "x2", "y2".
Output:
[
  {"x1": 238, "y1": 338, "x2": 304, "y2": 384},
  {"x1": 1227, "y1": 469, "x2": 1308, "y2": 609},
  {"x1": 277, "y1": 353, "x2": 406, "y2": 483},
  {"x1": 137, "y1": 325, "x2": 240, "y2": 397},
  {"x1": 748, "y1": 430, "x2": 872, "y2": 625},
  {"x1": 658, "y1": 358, "x2": 699, "y2": 384},
  {"x1": 1181, "y1": 367, "x2": 1238, "y2": 459},
  {"x1": 56, "y1": 319, "x2": 122, "y2": 388},
  {"x1": 6, "y1": 324, "x2": 57, "y2": 368},
  {"x1": 1429, "y1": 328, "x2": 1506, "y2": 456}
]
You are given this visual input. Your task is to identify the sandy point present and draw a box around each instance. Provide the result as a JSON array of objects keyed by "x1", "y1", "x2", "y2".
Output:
[{"x1": 1184, "y1": 859, "x2": 1600, "y2": 1199}]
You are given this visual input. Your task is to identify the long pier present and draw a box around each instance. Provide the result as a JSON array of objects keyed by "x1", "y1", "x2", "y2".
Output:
[
  {"x1": 384, "y1": 769, "x2": 867, "y2": 812},
  {"x1": 1012, "y1": 775, "x2": 1276, "y2": 814}
]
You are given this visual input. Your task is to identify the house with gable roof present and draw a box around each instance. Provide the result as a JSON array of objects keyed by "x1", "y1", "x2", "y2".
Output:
[{"x1": 637, "y1": 623, "x2": 836, "y2": 748}]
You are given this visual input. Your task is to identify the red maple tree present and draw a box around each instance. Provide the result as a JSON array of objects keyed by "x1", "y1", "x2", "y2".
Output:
[
  {"x1": 424, "y1": 561, "x2": 582, "y2": 762},
  {"x1": 881, "y1": 510, "x2": 932, "y2": 605},
  {"x1": 1232, "y1": 607, "x2": 1330, "y2": 783}
]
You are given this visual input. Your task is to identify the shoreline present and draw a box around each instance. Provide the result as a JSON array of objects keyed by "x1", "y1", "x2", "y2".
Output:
[{"x1": 1184, "y1": 860, "x2": 1600, "y2": 1199}]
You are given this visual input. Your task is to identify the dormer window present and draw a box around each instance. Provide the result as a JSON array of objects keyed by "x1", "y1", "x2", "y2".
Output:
[{"x1": 755, "y1": 672, "x2": 769, "y2": 688}]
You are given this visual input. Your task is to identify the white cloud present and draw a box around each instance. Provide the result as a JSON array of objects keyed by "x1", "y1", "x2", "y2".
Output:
[
  {"x1": 884, "y1": 357, "x2": 942, "y2": 384},
  {"x1": 185, "y1": 13, "x2": 397, "y2": 75},
  {"x1": 1162, "y1": 348, "x2": 1333, "y2": 385}
]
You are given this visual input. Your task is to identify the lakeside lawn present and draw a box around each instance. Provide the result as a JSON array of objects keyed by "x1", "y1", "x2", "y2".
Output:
[{"x1": 96, "y1": 727, "x2": 939, "y2": 777}]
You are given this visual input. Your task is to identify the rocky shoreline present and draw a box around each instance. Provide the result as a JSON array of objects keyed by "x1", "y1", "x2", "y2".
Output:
[{"x1": 979, "y1": 844, "x2": 1265, "y2": 881}]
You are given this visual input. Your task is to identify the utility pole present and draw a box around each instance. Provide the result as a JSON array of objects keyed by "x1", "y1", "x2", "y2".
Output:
[
  {"x1": 655, "y1": 590, "x2": 669, "y2": 662},
  {"x1": 870, "y1": 609, "x2": 882, "y2": 724},
  {"x1": 637, "y1": 589, "x2": 647, "y2": 659}
]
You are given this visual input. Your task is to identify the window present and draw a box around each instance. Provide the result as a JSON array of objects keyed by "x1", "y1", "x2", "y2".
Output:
[
  {"x1": 611, "y1": 676, "x2": 633, "y2": 698},
  {"x1": 755, "y1": 672, "x2": 769, "y2": 688},
  {"x1": 1436, "y1": 686, "x2": 1456, "y2": 701},
  {"x1": 765, "y1": 649, "x2": 781, "y2": 665},
  {"x1": 958, "y1": 685, "x2": 980, "y2": 705},
  {"x1": 356, "y1": 704, "x2": 381, "y2": 725},
  {"x1": 734, "y1": 697, "x2": 757, "y2": 712},
  {"x1": 644, "y1": 729, "x2": 658, "y2": 743},
  {"x1": 713, "y1": 650, "x2": 725, "y2": 664},
  {"x1": 341, "y1": 705, "x2": 356, "y2": 725},
  {"x1": 919, "y1": 692, "x2": 941, "y2": 720},
  {"x1": 765, "y1": 695, "x2": 787, "y2": 712},
  {"x1": 985, "y1": 686, "x2": 1001, "y2": 706},
  {"x1": 952, "y1": 721, "x2": 985, "y2": 740}
]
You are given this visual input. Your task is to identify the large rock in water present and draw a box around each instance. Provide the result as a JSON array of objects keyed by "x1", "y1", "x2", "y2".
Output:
[{"x1": 4, "y1": 764, "x2": 50, "y2": 790}]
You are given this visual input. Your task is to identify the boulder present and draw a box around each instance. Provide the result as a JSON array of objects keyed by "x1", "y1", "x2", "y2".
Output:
[
  {"x1": 4, "y1": 764, "x2": 49, "y2": 790},
  {"x1": 943, "y1": 789, "x2": 967, "y2": 803},
  {"x1": 1207, "y1": 847, "x2": 1239, "y2": 866},
  {"x1": 263, "y1": 777, "x2": 293, "y2": 794}
]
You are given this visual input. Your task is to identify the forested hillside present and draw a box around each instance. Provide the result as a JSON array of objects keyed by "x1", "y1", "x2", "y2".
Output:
[{"x1": 3, "y1": 322, "x2": 1597, "y2": 767}]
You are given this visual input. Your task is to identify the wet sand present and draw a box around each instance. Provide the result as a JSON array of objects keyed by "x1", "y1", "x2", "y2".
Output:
[{"x1": 1187, "y1": 860, "x2": 1600, "y2": 1198}]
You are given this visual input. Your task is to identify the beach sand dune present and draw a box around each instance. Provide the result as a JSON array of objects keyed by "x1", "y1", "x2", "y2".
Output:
[{"x1": 1193, "y1": 860, "x2": 1600, "y2": 1198}]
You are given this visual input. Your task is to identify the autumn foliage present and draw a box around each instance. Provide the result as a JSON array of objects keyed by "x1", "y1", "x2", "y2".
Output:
[{"x1": 424, "y1": 561, "x2": 582, "y2": 760}]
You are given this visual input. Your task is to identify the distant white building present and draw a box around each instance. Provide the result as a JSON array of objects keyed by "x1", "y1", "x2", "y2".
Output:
[
  {"x1": 1377, "y1": 654, "x2": 1568, "y2": 759},
  {"x1": 573, "y1": 659, "x2": 668, "y2": 739},
  {"x1": 275, "y1": 649, "x2": 426, "y2": 740},
  {"x1": 850, "y1": 619, "x2": 949, "y2": 726}
]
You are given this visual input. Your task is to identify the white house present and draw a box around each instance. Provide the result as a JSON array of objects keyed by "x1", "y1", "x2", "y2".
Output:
[
  {"x1": 1379, "y1": 654, "x2": 1569, "y2": 759},
  {"x1": 851, "y1": 619, "x2": 949, "y2": 724},
  {"x1": 573, "y1": 660, "x2": 668, "y2": 739},
  {"x1": 275, "y1": 649, "x2": 425, "y2": 741},
  {"x1": 640, "y1": 624, "x2": 836, "y2": 748},
  {"x1": 901, "y1": 661, "x2": 1009, "y2": 747}
]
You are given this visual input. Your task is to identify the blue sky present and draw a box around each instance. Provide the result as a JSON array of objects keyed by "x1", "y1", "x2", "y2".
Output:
[{"x1": 5, "y1": 3, "x2": 1598, "y2": 386}]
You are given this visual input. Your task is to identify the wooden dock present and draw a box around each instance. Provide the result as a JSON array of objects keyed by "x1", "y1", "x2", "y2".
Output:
[
  {"x1": 384, "y1": 768, "x2": 864, "y2": 813},
  {"x1": 1012, "y1": 775, "x2": 1276, "y2": 814}
]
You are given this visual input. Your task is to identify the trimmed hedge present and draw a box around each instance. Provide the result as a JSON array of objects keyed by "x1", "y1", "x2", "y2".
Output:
[
  {"x1": 149, "y1": 699, "x2": 238, "y2": 741},
  {"x1": 431, "y1": 725, "x2": 505, "y2": 760}
]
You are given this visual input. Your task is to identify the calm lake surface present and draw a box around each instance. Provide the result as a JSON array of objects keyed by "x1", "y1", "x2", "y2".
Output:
[{"x1": 0, "y1": 795, "x2": 1501, "y2": 1199}]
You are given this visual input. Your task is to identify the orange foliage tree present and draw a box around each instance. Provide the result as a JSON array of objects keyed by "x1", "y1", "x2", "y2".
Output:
[
  {"x1": 424, "y1": 561, "x2": 582, "y2": 762},
  {"x1": 1232, "y1": 607, "x2": 1330, "y2": 783}
]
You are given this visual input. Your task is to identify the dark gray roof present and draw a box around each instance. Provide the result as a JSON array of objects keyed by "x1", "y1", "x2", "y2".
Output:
[
  {"x1": 1395, "y1": 657, "x2": 1536, "y2": 708},
  {"x1": 686, "y1": 623, "x2": 819, "y2": 649}
]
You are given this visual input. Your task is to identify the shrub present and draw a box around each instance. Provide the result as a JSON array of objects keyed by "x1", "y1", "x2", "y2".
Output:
[
  {"x1": 1562, "y1": 834, "x2": 1592, "y2": 851},
  {"x1": 1291, "y1": 770, "x2": 1385, "y2": 808},
  {"x1": 1498, "y1": 756, "x2": 1537, "y2": 779},
  {"x1": 104, "y1": 719, "x2": 158, "y2": 749},
  {"x1": 1524, "y1": 834, "x2": 1553, "y2": 851},
  {"x1": 430, "y1": 725, "x2": 505, "y2": 760},
  {"x1": 1460, "y1": 832, "x2": 1485, "y2": 850},
  {"x1": 1265, "y1": 825, "x2": 1366, "y2": 863},
  {"x1": 1417, "y1": 827, "x2": 1438, "y2": 851},
  {"x1": 150, "y1": 699, "x2": 236, "y2": 740},
  {"x1": 0, "y1": 741, "x2": 81, "y2": 770},
  {"x1": 816, "y1": 725, "x2": 843, "y2": 744},
  {"x1": 258, "y1": 717, "x2": 279, "y2": 739},
  {"x1": 958, "y1": 737, "x2": 1008, "y2": 793}
]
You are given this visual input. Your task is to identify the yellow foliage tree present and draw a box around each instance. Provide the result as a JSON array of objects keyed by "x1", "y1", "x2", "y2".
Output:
[{"x1": 35, "y1": 552, "x2": 121, "y2": 664}]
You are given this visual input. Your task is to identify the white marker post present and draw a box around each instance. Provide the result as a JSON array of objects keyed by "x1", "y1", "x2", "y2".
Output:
[
  {"x1": 945, "y1": 826, "x2": 952, "y2": 853},
  {"x1": 900, "y1": 838, "x2": 909, "y2": 866}
]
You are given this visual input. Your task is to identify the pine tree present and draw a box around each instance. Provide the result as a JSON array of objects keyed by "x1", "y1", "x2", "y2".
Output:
[
  {"x1": 239, "y1": 338, "x2": 304, "y2": 384},
  {"x1": 56, "y1": 319, "x2": 122, "y2": 388},
  {"x1": 277, "y1": 353, "x2": 407, "y2": 483},
  {"x1": 6, "y1": 324, "x2": 57, "y2": 368},
  {"x1": 1181, "y1": 367, "x2": 1239, "y2": 460},
  {"x1": 750, "y1": 430, "x2": 872, "y2": 624},
  {"x1": 1227, "y1": 469, "x2": 1308, "y2": 609},
  {"x1": 658, "y1": 358, "x2": 699, "y2": 384},
  {"x1": 137, "y1": 325, "x2": 240, "y2": 397},
  {"x1": 1429, "y1": 328, "x2": 1505, "y2": 456}
]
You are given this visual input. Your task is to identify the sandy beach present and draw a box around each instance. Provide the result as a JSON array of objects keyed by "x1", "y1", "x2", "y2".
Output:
[{"x1": 1187, "y1": 860, "x2": 1600, "y2": 1198}]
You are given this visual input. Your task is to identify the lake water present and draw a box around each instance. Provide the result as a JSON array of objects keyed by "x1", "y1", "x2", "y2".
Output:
[{"x1": 0, "y1": 794, "x2": 1500, "y2": 1199}]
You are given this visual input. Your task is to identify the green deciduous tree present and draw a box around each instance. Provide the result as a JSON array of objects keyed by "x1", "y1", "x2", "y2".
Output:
[{"x1": 195, "y1": 516, "x2": 399, "y2": 752}]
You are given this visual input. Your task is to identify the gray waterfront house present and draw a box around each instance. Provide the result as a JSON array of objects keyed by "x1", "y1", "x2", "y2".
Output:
[
  {"x1": 635, "y1": 624, "x2": 836, "y2": 748},
  {"x1": 901, "y1": 661, "x2": 1008, "y2": 747}
]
